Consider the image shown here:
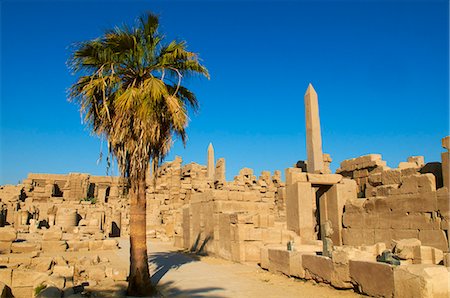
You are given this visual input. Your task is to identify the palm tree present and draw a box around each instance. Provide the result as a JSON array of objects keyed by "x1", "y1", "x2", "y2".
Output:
[{"x1": 68, "y1": 13, "x2": 208, "y2": 296}]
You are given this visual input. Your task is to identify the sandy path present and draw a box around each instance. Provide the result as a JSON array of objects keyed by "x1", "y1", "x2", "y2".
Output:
[{"x1": 115, "y1": 239, "x2": 364, "y2": 298}]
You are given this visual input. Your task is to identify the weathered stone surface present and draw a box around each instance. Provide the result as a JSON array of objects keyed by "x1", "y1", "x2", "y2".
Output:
[
  {"x1": 286, "y1": 182, "x2": 314, "y2": 239},
  {"x1": 0, "y1": 228, "x2": 16, "y2": 242},
  {"x1": 11, "y1": 242, "x2": 41, "y2": 253},
  {"x1": 285, "y1": 168, "x2": 307, "y2": 185},
  {"x1": 393, "y1": 238, "x2": 421, "y2": 260},
  {"x1": 31, "y1": 257, "x2": 54, "y2": 272},
  {"x1": 302, "y1": 255, "x2": 333, "y2": 283},
  {"x1": 307, "y1": 174, "x2": 342, "y2": 185},
  {"x1": 413, "y1": 246, "x2": 444, "y2": 265},
  {"x1": 52, "y1": 265, "x2": 74, "y2": 278},
  {"x1": 66, "y1": 240, "x2": 89, "y2": 252},
  {"x1": 0, "y1": 242, "x2": 11, "y2": 254},
  {"x1": 102, "y1": 239, "x2": 119, "y2": 250},
  {"x1": 267, "y1": 248, "x2": 308, "y2": 278},
  {"x1": 0, "y1": 268, "x2": 12, "y2": 287},
  {"x1": 105, "y1": 267, "x2": 127, "y2": 281},
  {"x1": 12, "y1": 269, "x2": 48, "y2": 288},
  {"x1": 394, "y1": 264, "x2": 450, "y2": 298},
  {"x1": 418, "y1": 230, "x2": 448, "y2": 252},
  {"x1": 42, "y1": 228, "x2": 63, "y2": 241},
  {"x1": 41, "y1": 241, "x2": 67, "y2": 253},
  {"x1": 349, "y1": 260, "x2": 394, "y2": 298}
]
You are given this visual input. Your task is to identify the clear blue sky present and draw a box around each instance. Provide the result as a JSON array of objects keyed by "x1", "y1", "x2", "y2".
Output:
[{"x1": 1, "y1": 0, "x2": 448, "y2": 185}]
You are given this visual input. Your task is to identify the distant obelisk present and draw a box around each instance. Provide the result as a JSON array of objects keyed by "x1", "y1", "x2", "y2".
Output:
[
  {"x1": 304, "y1": 84, "x2": 324, "y2": 173},
  {"x1": 207, "y1": 143, "x2": 215, "y2": 179}
]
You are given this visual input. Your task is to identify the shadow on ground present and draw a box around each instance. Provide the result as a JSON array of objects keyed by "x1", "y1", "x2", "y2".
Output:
[
  {"x1": 157, "y1": 280, "x2": 225, "y2": 298},
  {"x1": 148, "y1": 250, "x2": 200, "y2": 284},
  {"x1": 148, "y1": 250, "x2": 224, "y2": 297}
]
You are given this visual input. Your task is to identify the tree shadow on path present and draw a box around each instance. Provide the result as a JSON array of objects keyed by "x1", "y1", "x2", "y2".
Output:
[{"x1": 148, "y1": 250, "x2": 224, "y2": 297}]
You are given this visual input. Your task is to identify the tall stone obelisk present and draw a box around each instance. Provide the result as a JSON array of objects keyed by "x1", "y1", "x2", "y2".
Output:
[
  {"x1": 207, "y1": 143, "x2": 215, "y2": 179},
  {"x1": 304, "y1": 84, "x2": 324, "y2": 173}
]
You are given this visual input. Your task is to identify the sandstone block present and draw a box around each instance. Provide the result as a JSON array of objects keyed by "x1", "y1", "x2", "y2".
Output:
[
  {"x1": 349, "y1": 260, "x2": 394, "y2": 297},
  {"x1": 102, "y1": 239, "x2": 119, "y2": 250},
  {"x1": 398, "y1": 161, "x2": 416, "y2": 169},
  {"x1": 42, "y1": 228, "x2": 63, "y2": 241},
  {"x1": 268, "y1": 248, "x2": 307, "y2": 278},
  {"x1": 0, "y1": 228, "x2": 16, "y2": 242},
  {"x1": 0, "y1": 242, "x2": 11, "y2": 254},
  {"x1": 418, "y1": 230, "x2": 448, "y2": 251},
  {"x1": 342, "y1": 228, "x2": 374, "y2": 246},
  {"x1": 368, "y1": 173, "x2": 382, "y2": 186},
  {"x1": 11, "y1": 242, "x2": 41, "y2": 253},
  {"x1": 31, "y1": 257, "x2": 54, "y2": 272},
  {"x1": 285, "y1": 168, "x2": 307, "y2": 185},
  {"x1": 88, "y1": 240, "x2": 103, "y2": 251},
  {"x1": 0, "y1": 268, "x2": 12, "y2": 287},
  {"x1": 12, "y1": 269, "x2": 48, "y2": 288},
  {"x1": 66, "y1": 240, "x2": 89, "y2": 252},
  {"x1": 87, "y1": 266, "x2": 106, "y2": 281},
  {"x1": 413, "y1": 246, "x2": 444, "y2": 265},
  {"x1": 52, "y1": 265, "x2": 74, "y2": 278},
  {"x1": 381, "y1": 169, "x2": 401, "y2": 185},
  {"x1": 11, "y1": 287, "x2": 33, "y2": 298},
  {"x1": 244, "y1": 241, "x2": 262, "y2": 262},
  {"x1": 286, "y1": 182, "x2": 314, "y2": 239},
  {"x1": 393, "y1": 238, "x2": 421, "y2": 260},
  {"x1": 41, "y1": 241, "x2": 67, "y2": 253},
  {"x1": 307, "y1": 173, "x2": 342, "y2": 185},
  {"x1": 394, "y1": 264, "x2": 450, "y2": 298},
  {"x1": 302, "y1": 255, "x2": 333, "y2": 283}
]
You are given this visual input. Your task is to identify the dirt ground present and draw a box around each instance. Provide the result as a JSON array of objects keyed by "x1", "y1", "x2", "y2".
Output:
[{"x1": 99, "y1": 239, "x2": 365, "y2": 298}]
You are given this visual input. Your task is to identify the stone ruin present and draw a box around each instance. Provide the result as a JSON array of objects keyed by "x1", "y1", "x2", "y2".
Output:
[{"x1": 0, "y1": 84, "x2": 449, "y2": 297}]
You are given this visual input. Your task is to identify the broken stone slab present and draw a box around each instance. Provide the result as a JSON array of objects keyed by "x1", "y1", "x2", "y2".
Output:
[
  {"x1": 306, "y1": 174, "x2": 342, "y2": 185},
  {"x1": 86, "y1": 265, "x2": 106, "y2": 281},
  {"x1": 11, "y1": 242, "x2": 41, "y2": 253},
  {"x1": 393, "y1": 238, "x2": 421, "y2": 260},
  {"x1": 0, "y1": 228, "x2": 16, "y2": 242},
  {"x1": 267, "y1": 248, "x2": 312, "y2": 278},
  {"x1": 0, "y1": 268, "x2": 12, "y2": 287},
  {"x1": 11, "y1": 269, "x2": 49, "y2": 288},
  {"x1": 41, "y1": 241, "x2": 67, "y2": 253},
  {"x1": 413, "y1": 246, "x2": 444, "y2": 265},
  {"x1": 0, "y1": 242, "x2": 11, "y2": 254},
  {"x1": 52, "y1": 265, "x2": 74, "y2": 279},
  {"x1": 349, "y1": 260, "x2": 394, "y2": 298},
  {"x1": 42, "y1": 227, "x2": 63, "y2": 241},
  {"x1": 302, "y1": 255, "x2": 333, "y2": 283},
  {"x1": 394, "y1": 264, "x2": 450, "y2": 298},
  {"x1": 31, "y1": 257, "x2": 54, "y2": 272}
]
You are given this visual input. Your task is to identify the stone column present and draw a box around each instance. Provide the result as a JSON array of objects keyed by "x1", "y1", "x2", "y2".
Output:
[
  {"x1": 207, "y1": 143, "x2": 215, "y2": 180},
  {"x1": 304, "y1": 84, "x2": 324, "y2": 173}
]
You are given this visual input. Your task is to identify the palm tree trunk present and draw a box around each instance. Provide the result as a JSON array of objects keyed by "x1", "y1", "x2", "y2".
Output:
[{"x1": 127, "y1": 174, "x2": 154, "y2": 296}]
